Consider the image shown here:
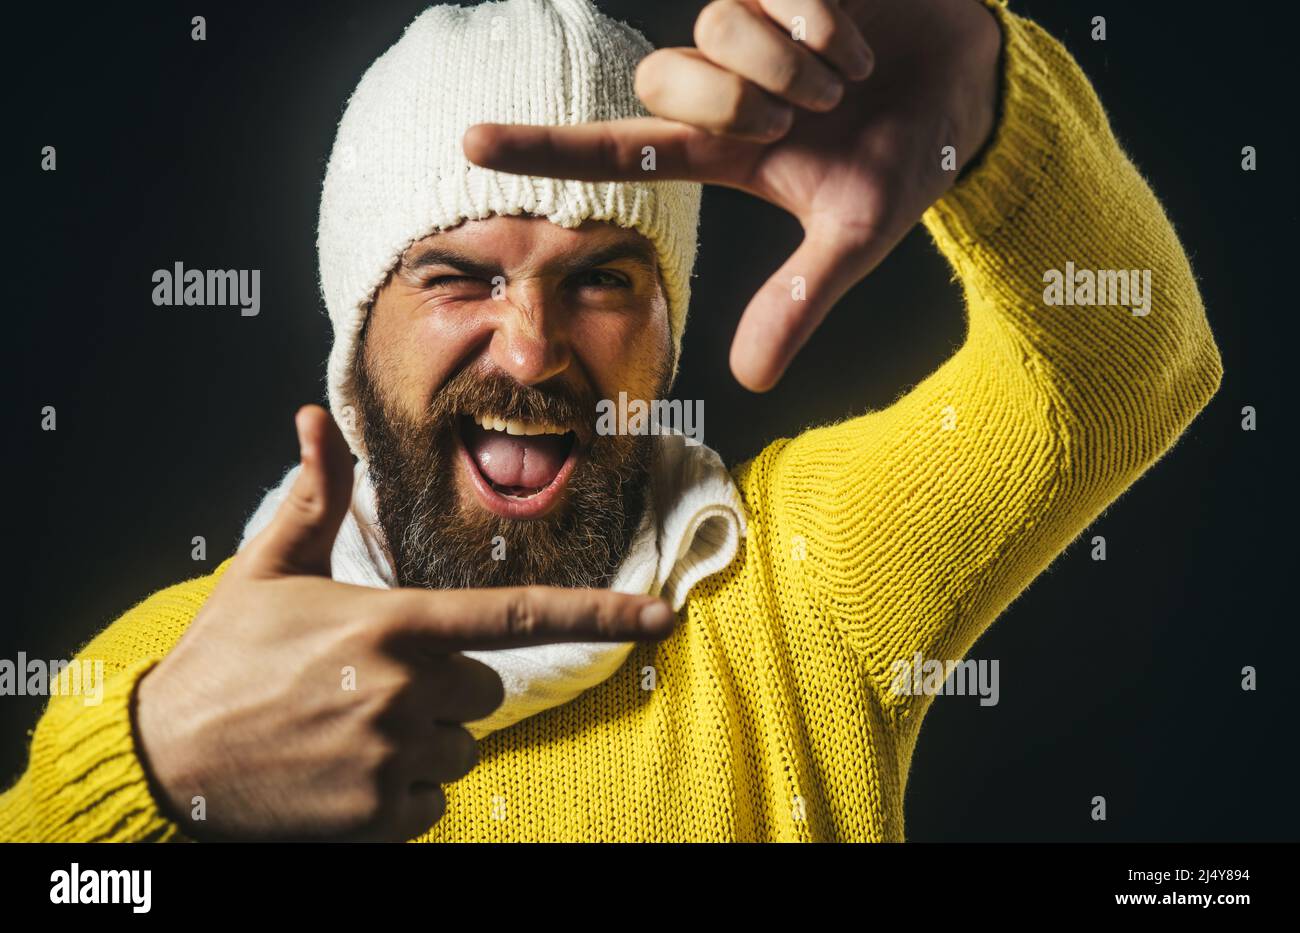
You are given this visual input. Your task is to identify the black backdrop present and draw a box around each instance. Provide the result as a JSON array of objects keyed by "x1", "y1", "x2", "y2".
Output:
[{"x1": 5, "y1": 1, "x2": 1296, "y2": 841}]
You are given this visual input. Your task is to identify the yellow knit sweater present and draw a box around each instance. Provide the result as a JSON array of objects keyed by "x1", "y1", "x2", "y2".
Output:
[{"x1": 0, "y1": 2, "x2": 1223, "y2": 842}]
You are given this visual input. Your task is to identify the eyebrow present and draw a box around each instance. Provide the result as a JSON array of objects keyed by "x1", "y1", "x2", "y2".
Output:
[{"x1": 401, "y1": 239, "x2": 659, "y2": 279}]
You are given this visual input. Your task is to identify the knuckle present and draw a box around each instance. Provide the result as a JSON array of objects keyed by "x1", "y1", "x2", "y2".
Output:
[
  {"x1": 504, "y1": 587, "x2": 544, "y2": 638},
  {"x1": 371, "y1": 595, "x2": 426, "y2": 649},
  {"x1": 790, "y1": 3, "x2": 837, "y2": 48},
  {"x1": 634, "y1": 52, "x2": 670, "y2": 106},
  {"x1": 358, "y1": 676, "x2": 412, "y2": 731},
  {"x1": 767, "y1": 53, "x2": 803, "y2": 96},
  {"x1": 601, "y1": 128, "x2": 638, "y2": 173},
  {"x1": 587, "y1": 595, "x2": 616, "y2": 638},
  {"x1": 333, "y1": 618, "x2": 381, "y2": 657},
  {"x1": 284, "y1": 487, "x2": 328, "y2": 526},
  {"x1": 724, "y1": 83, "x2": 779, "y2": 137},
  {"x1": 716, "y1": 80, "x2": 752, "y2": 131},
  {"x1": 695, "y1": 0, "x2": 740, "y2": 50}
]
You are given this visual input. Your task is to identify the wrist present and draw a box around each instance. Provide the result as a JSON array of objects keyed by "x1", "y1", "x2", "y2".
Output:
[{"x1": 133, "y1": 665, "x2": 202, "y2": 829}]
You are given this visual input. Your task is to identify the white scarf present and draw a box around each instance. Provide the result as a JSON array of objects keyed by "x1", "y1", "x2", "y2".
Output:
[{"x1": 239, "y1": 432, "x2": 747, "y2": 739}]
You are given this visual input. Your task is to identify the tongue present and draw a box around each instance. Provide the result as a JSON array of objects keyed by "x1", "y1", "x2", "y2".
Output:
[{"x1": 464, "y1": 424, "x2": 570, "y2": 490}]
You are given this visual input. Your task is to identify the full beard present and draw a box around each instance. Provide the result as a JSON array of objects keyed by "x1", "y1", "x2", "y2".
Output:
[{"x1": 353, "y1": 354, "x2": 658, "y2": 591}]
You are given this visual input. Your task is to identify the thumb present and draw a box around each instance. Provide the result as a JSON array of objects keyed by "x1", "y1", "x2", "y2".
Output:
[
  {"x1": 728, "y1": 218, "x2": 899, "y2": 392},
  {"x1": 243, "y1": 405, "x2": 355, "y2": 578}
]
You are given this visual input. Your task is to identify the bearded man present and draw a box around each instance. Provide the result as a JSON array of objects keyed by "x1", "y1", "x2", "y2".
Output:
[{"x1": 0, "y1": 0, "x2": 1222, "y2": 842}]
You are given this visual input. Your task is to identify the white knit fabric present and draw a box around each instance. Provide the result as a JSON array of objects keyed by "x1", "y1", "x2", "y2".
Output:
[
  {"x1": 240, "y1": 432, "x2": 747, "y2": 739},
  {"x1": 318, "y1": 0, "x2": 703, "y2": 459}
]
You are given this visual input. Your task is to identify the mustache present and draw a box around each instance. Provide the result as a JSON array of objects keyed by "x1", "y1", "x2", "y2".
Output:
[
  {"x1": 420, "y1": 366, "x2": 599, "y2": 446},
  {"x1": 354, "y1": 348, "x2": 657, "y2": 591}
]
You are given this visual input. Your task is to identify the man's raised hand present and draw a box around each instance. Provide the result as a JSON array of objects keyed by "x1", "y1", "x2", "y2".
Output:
[{"x1": 463, "y1": 0, "x2": 1002, "y2": 391}]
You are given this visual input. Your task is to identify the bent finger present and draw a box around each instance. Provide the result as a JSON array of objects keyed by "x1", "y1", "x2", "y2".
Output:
[
  {"x1": 636, "y1": 47, "x2": 794, "y2": 141},
  {"x1": 695, "y1": 0, "x2": 846, "y2": 111},
  {"x1": 755, "y1": 0, "x2": 874, "y2": 81}
]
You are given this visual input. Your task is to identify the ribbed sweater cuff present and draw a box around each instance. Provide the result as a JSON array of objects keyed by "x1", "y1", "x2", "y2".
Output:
[
  {"x1": 923, "y1": 0, "x2": 1062, "y2": 247},
  {"x1": 19, "y1": 656, "x2": 186, "y2": 842}
]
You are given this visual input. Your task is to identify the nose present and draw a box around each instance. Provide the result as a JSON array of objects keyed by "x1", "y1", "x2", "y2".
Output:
[{"x1": 486, "y1": 280, "x2": 572, "y2": 386}]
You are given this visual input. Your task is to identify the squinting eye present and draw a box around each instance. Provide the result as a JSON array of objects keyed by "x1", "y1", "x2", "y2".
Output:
[
  {"x1": 576, "y1": 269, "x2": 630, "y2": 288},
  {"x1": 424, "y1": 275, "x2": 480, "y2": 288}
]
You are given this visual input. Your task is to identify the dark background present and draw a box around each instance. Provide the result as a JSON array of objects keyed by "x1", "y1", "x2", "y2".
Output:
[{"x1": 5, "y1": 1, "x2": 1296, "y2": 841}]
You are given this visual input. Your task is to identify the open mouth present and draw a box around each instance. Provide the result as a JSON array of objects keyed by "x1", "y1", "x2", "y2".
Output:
[{"x1": 455, "y1": 413, "x2": 581, "y2": 519}]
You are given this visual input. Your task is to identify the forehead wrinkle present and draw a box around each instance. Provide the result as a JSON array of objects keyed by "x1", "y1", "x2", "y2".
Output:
[{"x1": 400, "y1": 223, "x2": 659, "y2": 280}]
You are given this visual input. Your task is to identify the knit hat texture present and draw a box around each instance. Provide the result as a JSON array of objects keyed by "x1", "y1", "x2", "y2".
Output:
[{"x1": 318, "y1": 0, "x2": 703, "y2": 458}]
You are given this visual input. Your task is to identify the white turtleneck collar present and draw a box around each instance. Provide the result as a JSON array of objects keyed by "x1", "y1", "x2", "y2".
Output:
[{"x1": 239, "y1": 431, "x2": 747, "y2": 738}]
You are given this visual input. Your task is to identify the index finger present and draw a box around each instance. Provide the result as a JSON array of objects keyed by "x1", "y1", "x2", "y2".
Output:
[
  {"x1": 380, "y1": 585, "x2": 678, "y2": 652},
  {"x1": 462, "y1": 117, "x2": 760, "y2": 189}
]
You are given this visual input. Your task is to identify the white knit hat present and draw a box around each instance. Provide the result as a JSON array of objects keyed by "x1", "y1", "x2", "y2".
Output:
[{"x1": 318, "y1": 0, "x2": 703, "y2": 459}]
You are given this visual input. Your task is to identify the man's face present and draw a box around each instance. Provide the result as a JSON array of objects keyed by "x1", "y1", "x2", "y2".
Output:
[{"x1": 353, "y1": 215, "x2": 672, "y2": 590}]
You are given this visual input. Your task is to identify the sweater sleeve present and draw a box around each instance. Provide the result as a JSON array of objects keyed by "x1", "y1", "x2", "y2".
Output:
[
  {"x1": 0, "y1": 560, "x2": 232, "y2": 841},
  {"x1": 740, "y1": 1, "x2": 1224, "y2": 718}
]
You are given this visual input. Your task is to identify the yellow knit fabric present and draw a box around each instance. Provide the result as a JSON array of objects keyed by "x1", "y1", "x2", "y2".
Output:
[{"x1": 0, "y1": 2, "x2": 1222, "y2": 842}]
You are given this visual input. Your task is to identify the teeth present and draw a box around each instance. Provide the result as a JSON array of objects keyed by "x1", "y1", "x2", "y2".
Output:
[{"x1": 473, "y1": 414, "x2": 568, "y2": 436}]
